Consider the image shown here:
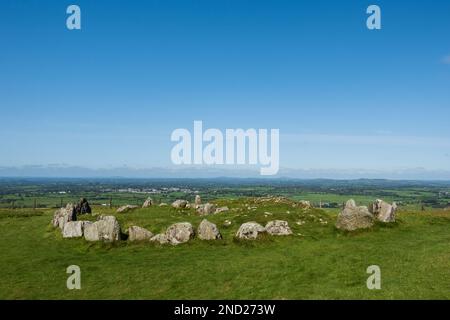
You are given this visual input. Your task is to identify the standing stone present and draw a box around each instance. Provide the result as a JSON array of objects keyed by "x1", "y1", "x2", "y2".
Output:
[
  {"x1": 265, "y1": 220, "x2": 293, "y2": 236},
  {"x1": 63, "y1": 221, "x2": 91, "y2": 238},
  {"x1": 197, "y1": 219, "x2": 222, "y2": 240},
  {"x1": 164, "y1": 222, "x2": 195, "y2": 245},
  {"x1": 197, "y1": 203, "x2": 216, "y2": 215},
  {"x1": 172, "y1": 200, "x2": 188, "y2": 209},
  {"x1": 236, "y1": 222, "x2": 266, "y2": 240},
  {"x1": 84, "y1": 215, "x2": 121, "y2": 242},
  {"x1": 369, "y1": 199, "x2": 397, "y2": 222},
  {"x1": 335, "y1": 199, "x2": 374, "y2": 231},
  {"x1": 195, "y1": 195, "x2": 202, "y2": 205},
  {"x1": 52, "y1": 203, "x2": 76, "y2": 230},
  {"x1": 116, "y1": 205, "x2": 138, "y2": 213},
  {"x1": 74, "y1": 198, "x2": 91, "y2": 215},
  {"x1": 345, "y1": 199, "x2": 356, "y2": 208},
  {"x1": 223, "y1": 220, "x2": 232, "y2": 227},
  {"x1": 128, "y1": 226, "x2": 154, "y2": 241},
  {"x1": 142, "y1": 197, "x2": 153, "y2": 208},
  {"x1": 83, "y1": 222, "x2": 99, "y2": 241}
]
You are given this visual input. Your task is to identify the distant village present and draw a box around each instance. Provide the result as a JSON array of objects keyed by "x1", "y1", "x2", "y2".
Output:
[{"x1": 53, "y1": 187, "x2": 199, "y2": 195}]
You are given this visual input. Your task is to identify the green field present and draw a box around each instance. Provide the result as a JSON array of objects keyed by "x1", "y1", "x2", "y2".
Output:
[
  {"x1": 0, "y1": 198, "x2": 449, "y2": 299},
  {"x1": 2, "y1": 178, "x2": 450, "y2": 211}
]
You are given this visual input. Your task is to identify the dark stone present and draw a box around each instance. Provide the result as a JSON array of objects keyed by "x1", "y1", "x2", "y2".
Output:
[{"x1": 74, "y1": 198, "x2": 91, "y2": 215}]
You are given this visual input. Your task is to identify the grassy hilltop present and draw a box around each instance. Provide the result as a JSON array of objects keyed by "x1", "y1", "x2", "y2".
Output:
[{"x1": 0, "y1": 197, "x2": 449, "y2": 299}]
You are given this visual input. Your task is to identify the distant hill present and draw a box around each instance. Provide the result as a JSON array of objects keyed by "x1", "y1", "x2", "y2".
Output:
[{"x1": 1, "y1": 165, "x2": 450, "y2": 180}]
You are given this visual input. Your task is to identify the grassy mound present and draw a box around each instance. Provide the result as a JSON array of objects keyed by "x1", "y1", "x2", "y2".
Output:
[{"x1": 0, "y1": 198, "x2": 448, "y2": 299}]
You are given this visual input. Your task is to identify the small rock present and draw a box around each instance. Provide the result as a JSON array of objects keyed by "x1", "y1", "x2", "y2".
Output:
[
  {"x1": 197, "y1": 203, "x2": 216, "y2": 215},
  {"x1": 172, "y1": 199, "x2": 188, "y2": 209},
  {"x1": 215, "y1": 206, "x2": 229, "y2": 214},
  {"x1": 128, "y1": 226, "x2": 154, "y2": 241},
  {"x1": 223, "y1": 220, "x2": 232, "y2": 226},
  {"x1": 116, "y1": 205, "x2": 138, "y2": 213},
  {"x1": 298, "y1": 200, "x2": 312, "y2": 209},
  {"x1": 236, "y1": 222, "x2": 266, "y2": 240},
  {"x1": 265, "y1": 220, "x2": 292, "y2": 236},
  {"x1": 150, "y1": 233, "x2": 170, "y2": 245},
  {"x1": 198, "y1": 219, "x2": 222, "y2": 240}
]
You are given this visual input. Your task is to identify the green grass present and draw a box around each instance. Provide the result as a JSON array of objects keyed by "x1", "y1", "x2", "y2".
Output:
[{"x1": 0, "y1": 198, "x2": 449, "y2": 299}]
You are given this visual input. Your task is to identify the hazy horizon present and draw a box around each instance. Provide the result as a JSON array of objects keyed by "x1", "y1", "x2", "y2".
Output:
[{"x1": 2, "y1": 164, "x2": 450, "y2": 181}]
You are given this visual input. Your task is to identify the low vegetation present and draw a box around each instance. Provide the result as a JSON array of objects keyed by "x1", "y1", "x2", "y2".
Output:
[{"x1": 0, "y1": 197, "x2": 448, "y2": 299}]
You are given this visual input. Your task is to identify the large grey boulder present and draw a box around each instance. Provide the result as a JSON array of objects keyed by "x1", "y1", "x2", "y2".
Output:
[
  {"x1": 370, "y1": 199, "x2": 397, "y2": 222},
  {"x1": 236, "y1": 222, "x2": 266, "y2": 240},
  {"x1": 197, "y1": 203, "x2": 216, "y2": 215},
  {"x1": 164, "y1": 222, "x2": 195, "y2": 245},
  {"x1": 142, "y1": 197, "x2": 153, "y2": 208},
  {"x1": 84, "y1": 215, "x2": 121, "y2": 242},
  {"x1": 128, "y1": 226, "x2": 154, "y2": 241},
  {"x1": 116, "y1": 205, "x2": 138, "y2": 213},
  {"x1": 172, "y1": 200, "x2": 188, "y2": 209},
  {"x1": 63, "y1": 221, "x2": 91, "y2": 238},
  {"x1": 52, "y1": 203, "x2": 76, "y2": 230},
  {"x1": 150, "y1": 223, "x2": 194, "y2": 245},
  {"x1": 197, "y1": 219, "x2": 222, "y2": 240},
  {"x1": 83, "y1": 223, "x2": 99, "y2": 241},
  {"x1": 265, "y1": 220, "x2": 292, "y2": 236},
  {"x1": 335, "y1": 199, "x2": 374, "y2": 231}
]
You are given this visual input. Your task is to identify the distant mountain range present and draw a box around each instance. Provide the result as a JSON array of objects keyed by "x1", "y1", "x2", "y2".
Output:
[{"x1": 1, "y1": 165, "x2": 450, "y2": 180}]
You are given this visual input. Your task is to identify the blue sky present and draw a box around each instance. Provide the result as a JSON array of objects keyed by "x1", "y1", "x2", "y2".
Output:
[{"x1": 0, "y1": 0, "x2": 449, "y2": 176}]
